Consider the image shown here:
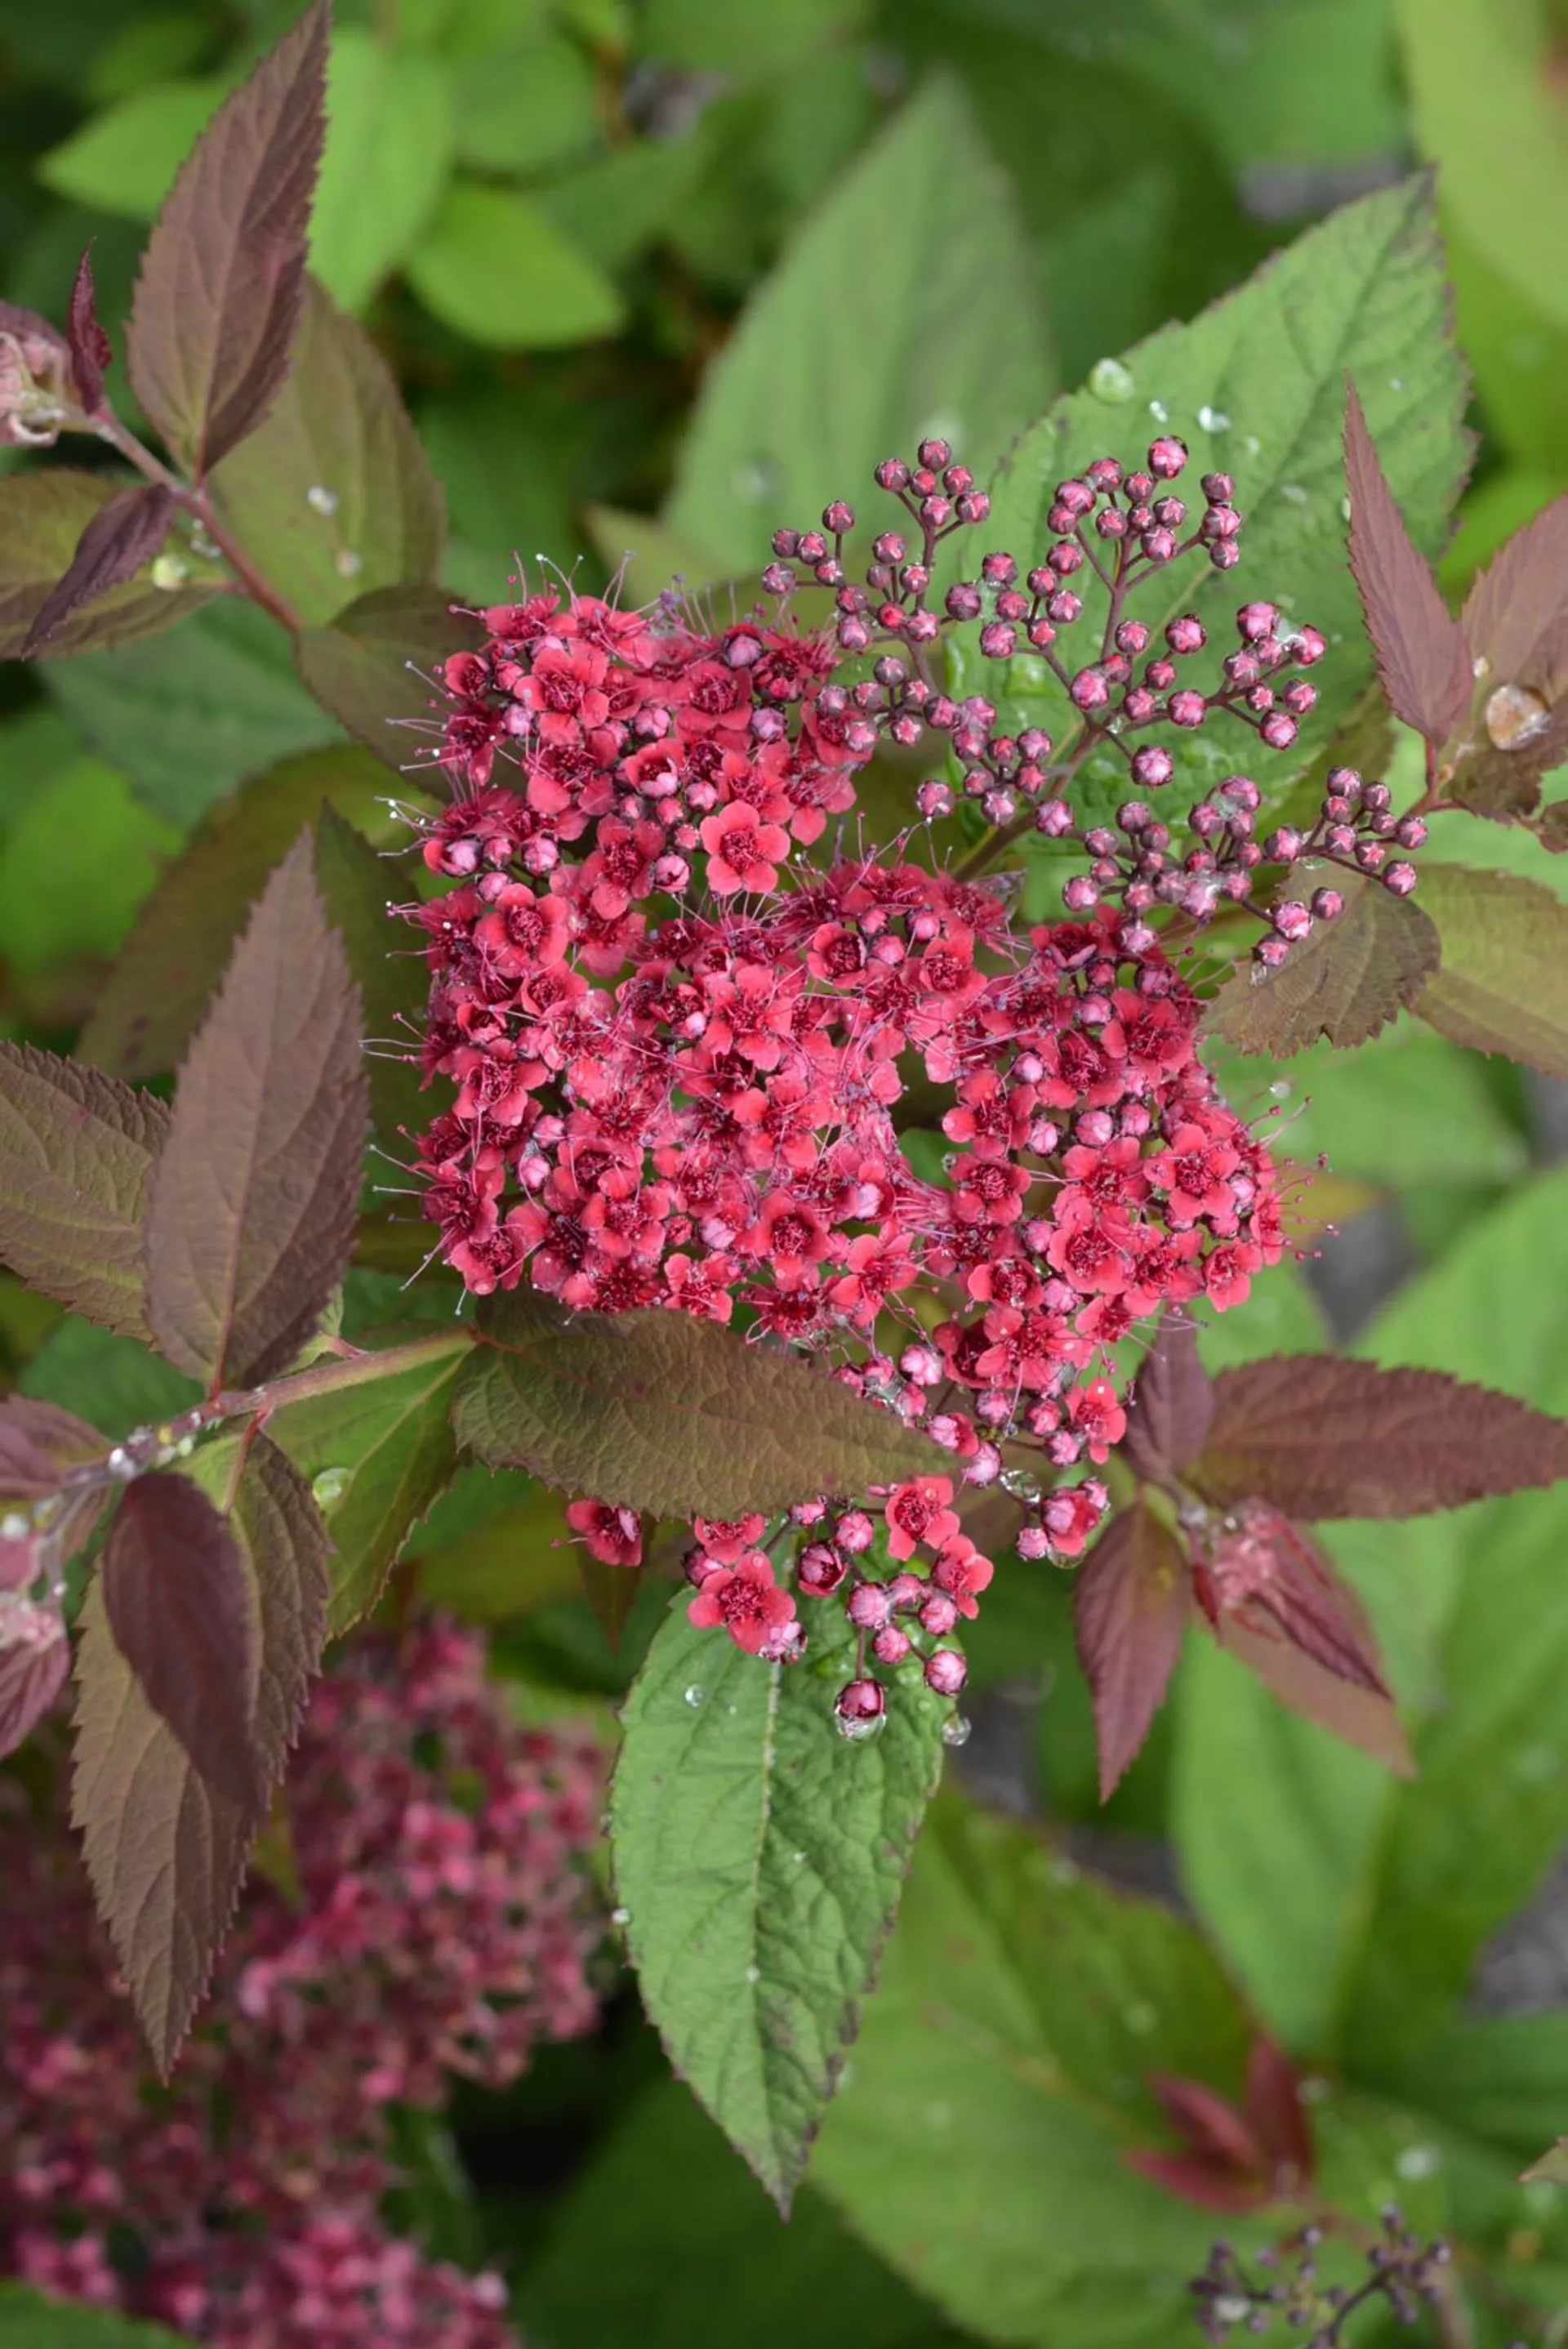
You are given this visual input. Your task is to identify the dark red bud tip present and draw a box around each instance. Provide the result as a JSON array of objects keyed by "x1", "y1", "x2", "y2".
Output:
[{"x1": 917, "y1": 436, "x2": 953, "y2": 469}]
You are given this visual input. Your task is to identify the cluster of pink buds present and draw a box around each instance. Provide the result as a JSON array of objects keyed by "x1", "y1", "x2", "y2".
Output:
[{"x1": 394, "y1": 435, "x2": 1392, "y2": 1732}]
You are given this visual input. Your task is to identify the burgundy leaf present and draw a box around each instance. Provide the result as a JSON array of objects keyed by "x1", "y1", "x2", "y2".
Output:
[
  {"x1": 1244, "y1": 2035, "x2": 1313, "y2": 2191},
  {"x1": 0, "y1": 1394, "x2": 105, "y2": 1503},
  {"x1": 1463, "y1": 492, "x2": 1568, "y2": 690},
  {"x1": 1120, "y1": 1313, "x2": 1214, "y2": 1484},
  {"x1": 0, "y1": 1598, "x2": 69, "y2": 1758},
  {"x1": 20, "y1": 484, "x2": 176, "y2": 658},
  {"x1": 67, "y1": 242, "x2": 113, "y2": 414},
  {"x1": 144, "y1": 831, "x2": 368, "y2": 1388},
  {"x1": 1202, "y1": 874, "x2": 1441, "y2": 1059},
  {"x1": 1072, "y1": 1497, "x2": 1190, "y2": 1801},
  {"x1": 1192, "y1": 1356, "x2": 1568, "y2": 1518},
  {"x1": 1193, "y1": 1500, "x2": 1390, "y2": 1696},
  {"x1": 1216, "y1": 1611, "x2": 1414, "y2": 1776},
  {"x1": 1149, "y1": 2074, "x2": 1265, "y2": 2173},
  {"x1": 127, "y1": 1, "x2": 327, "y2": 478},
  {"x1": 102, "y1": 1472, "x2": 262, "y2": 1807},
  {"x1": 1125, "y1": 2147, "x2": 1267, "y2": 2214},
  {"x1": 0, "y1": 471, "x2": 207, "y2": 661},
  {"x1": 1344, "y1": 374, "x2": 1472, "y2": 747}
]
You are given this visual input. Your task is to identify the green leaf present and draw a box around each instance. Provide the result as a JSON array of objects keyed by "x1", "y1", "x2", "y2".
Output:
[
  {"x1": 1387, "y1": 2011, "x2": 1568, "y2": 2160},
  {"x1": 1175, "y1": 1167, "x2": 1568, "y2": 2068},
  {"x1": 81, "y1": 745, "x2": 412, "y2": 1084},
  {"x1": 412, "y1": 1483, "x2": 581, "y2": 1620},
  {"x1": 610, "y1": 1591, "x2": 947, "y2": 2209},
  {"x1": 453, "y1": 29, "x2": 601, "y2": 175},
  {"x1": 210, "y1": 277, "x2": 443, "y2": 626},
  {"x1": 810, "y1": 1794, "x2": 1250, "y2": 2342},
  {"x1": 37, "y1": 78, "x2": 229, "y2": 219},
  {"x1": 0, "y1": 1043, "x2": 168, "y2": 1341},
  {"x1": 405, "y1": 181, "x2": 626, "y2": 349},
  {"x1": 1413, "y1": 861, "x2": 1568, "y2": 1082},
  {"x1": 308, "y1": 30, "x2": 454, "y2": 311},
  {"x1": 0, "y1": 470, "x2": 210, "y2": 660},
  {"x1": 0, "y1": 2287, "x2": 187, "y2": 2346},
  {"x1": 453, "y1": 1287, "x2": 951, "y2": 1518},
  {"x1": 519, "y1": 2078, "x2": 944, "y2": 2349},
  {"x1": 72, "y1": 1431, "x2": 327, "y2": 2072},
  {"x1": 664, "y1": 75, "x2": 1051, "y2": 575},
  {"x1": 0, "y1": 751, "x2": 180, "y2": 978},
  {"x1": 295, "y1": 582, "x2": 483, "y2": 768},
  {"x1": 127, "y1": 5, "x2": 327, "y2": 476},
  {"x1": 47, "y1": 599, "x2": 341, "y2": 825},
  {"x1": 982, "y1": 175, "x2": 1467, "y2": 768},
  {"x1": 635, "y1": 0, "x2": 869, "y2": 78},
  {"x1": 144, "y1": 833, "x2": 367, "y2": 1387},
  {"x1": 536, "y1": 136, "x2": 706, "y2": 271},
  {"x1": 311, "y1": 803, "x2": 434, "y2": 1161},
  {"x1": 583, "y1": 505, "x2": 732, "y2": 601},
  {"x1": 270, "y1": 1335, "x2": 466, "y2": 1633},
  {"x1": 20, "y1": 1313, "x2": 201, "y2": 1440}
]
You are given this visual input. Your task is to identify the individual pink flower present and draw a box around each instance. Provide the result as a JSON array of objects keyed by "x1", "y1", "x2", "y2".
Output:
[
  {"x1": 699, "y1": 803, "x2": 791, "y2": 894},
  {"x1": 686, "y1": 1550, "x2": 797, "y2": 1653},
  {"x1": 564, "y1": 1498, "x2": 643, "y2": 1567}
]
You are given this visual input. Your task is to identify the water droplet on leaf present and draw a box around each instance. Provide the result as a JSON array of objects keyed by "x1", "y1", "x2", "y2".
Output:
[
  {"x1": 744, "y1": 1963, "x2": 761, "y2": 1984},
  {"x1": 941, "y1": 1714, "x2": 972, "y2": 1748},
  {"x1": 611, "y1": 1905, "x2": 630, "y2": 1925},
  {"x1": 732, "y1": 456, "x2": 779, "y2": 505},
  {"x1": 306, "y1": 484, "x2": 340, "y2": 515},
  {"x1": 683, "y1": 1683, "x2": 706, "y2": 1707},
  {"x1": 1000, "y1": 1467, "x2": 1041, "y2": 1502},
  {"x1": 334, "y1": 546, "x2": 364, "y2": 579},
  {"x1": 1088, "y1": 357, "x2": 1136, "y2": 405},
  {"x1": 1267, "y1": 1079, "x2": 1291, "y2": 1099},
  {"x1": 310, "y1": 1466, "x2": 350, "y2": 1507},
  {"x1": 150, "y1": 554, "x2": 189, "y2": 591},
  {"x1": 1280, "y1": 484, "x2": 1309, "y2": 506},
  {"x1": 1395, "y1": 2143, "x2": 1441, "y2": 2179},
  {"x1": 1147, "y1": 398, "x2": 1170, "y2": 423},
  {"x1": 1196, "y1": 404, "x2": 1231, "y2": 432},
  {"x1": 1486, "y1": 681, "x2": 1552, "y2": 750},
  {"x1": 835, "y1": 1705, "x2": 887, "y2": 1743}
]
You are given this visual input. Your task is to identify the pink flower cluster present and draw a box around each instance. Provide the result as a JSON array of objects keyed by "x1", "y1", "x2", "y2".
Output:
[
  {"x1": 0, "y1": 1625, "x2": 604, "y2": 2346},
  {"x1": 402, "y1": 440, "x2": 1301, "y2": 1724}
]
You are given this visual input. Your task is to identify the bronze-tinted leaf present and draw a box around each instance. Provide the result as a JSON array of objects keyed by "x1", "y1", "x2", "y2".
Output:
[
  {"x1": 0, "y1": 1600, "x2": 70, "y2": 1758},
  {"x1": 66, "y1": 241, "x2": 113, "y2": 414},
  {"x1": 144, "y1": 832, "x2": 368, "y2": 1388},
  {"x1": 211, "y1": 276, "x2": 443, "y2": 626},
  {"x1": 1120, "y1": 1313, "x2": 1214, "y2": 1485},
  {"x1": 1521, "y1": 2140, "x2": 1568, "y2": 2187},
  {"x1": 1446, "y1": 691, "x2": 1568, "y2": 822},
  {"x1": 312, "y1": 805, "x2": 432, "y2": 1157},
  {"x1": 101, "y1": 1471, "x2": 262, "y2": 1807},
  {"x1": 1202, "y1": 876, "x2": 1440, "y2": 1057},
  {"x1": 0, "y1": 1042, "x2": 168, "y2": 1340},
  {"x1": 20, "y1": 483, "x2": 176, "y2": 657},
  {"x1": 296, "y1": 582, "x2": 484, "y2": 769},
  {"x1": 0, "y1": 1394, "x2": 106, "y2": 1501},
  {"x1": 1344, "y1": 375, "x2": 1472, "y2": 748},
  {"x1": 82, "y1": 745, "x2": 414, "y2": 1083},
  {"x1": 453, "y1": 1287, "x2": 951, "y2": 1519},
  {"x1": 1071, "y1": 1498, "x2": 1190, "y2": 1800},
  {"x1": 0, "y1": 470, "x2": 207, "y2": 659},
  {"x1": 1214, "y1": 1611, "x2": 1413, "y2": 1776},
  {"x1": 127, "y1": 2, "x2": 327, "y2": 477},
  {"x1": 1538, "y1": 800, "x2": 1568, "y2": 853},
  {"x1": 1463, "y1": 491, "x2": 1568, "y2": 690},
  {"x1": 1192, "y1": 1355, "x2": 1568, "y2": 1519},
  {"x1": 1412, "y1": 860, "x2": 1568, "y2": 1082},
  {"x1": 71, "y1": 1430, "x2": 328, "y2": 2072}
]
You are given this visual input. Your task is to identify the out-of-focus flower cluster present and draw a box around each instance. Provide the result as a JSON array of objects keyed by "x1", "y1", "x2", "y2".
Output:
[{"x1": 0, "y1": 1623, "x2": 605, "y2": 2347}]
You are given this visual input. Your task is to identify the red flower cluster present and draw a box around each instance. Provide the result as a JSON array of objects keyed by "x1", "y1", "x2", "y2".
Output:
[
  {"x1": 0, "y1": 1626, "x2": 604, "y2": 2346},
  {"x1": 402, "y1": 439, "x2": 1307, "y2": 1727}
]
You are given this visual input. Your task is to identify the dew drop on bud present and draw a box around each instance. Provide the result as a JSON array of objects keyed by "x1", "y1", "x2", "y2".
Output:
[
  {"x1": 1088, "y1": 357, "x2": 1136, "y2": 405},
  {"x1": 1485, "y1": 680, "x2": 1551, "y2": 750},
  {"x1": 941, "y1": 1714, "x2": 973, "y2": 1748}
]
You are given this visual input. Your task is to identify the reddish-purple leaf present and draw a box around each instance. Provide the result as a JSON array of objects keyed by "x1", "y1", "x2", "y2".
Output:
[
  {"x1": 1149, "y1": 2073, "x2": 1264, "y2": 2172},
  {"x1": 1202, "y1": 875, "x2": 1441, "y2": 1058},
  {"x1": 1243, "y1": 2035, "x2": 1313, "y2": 2189},
  {"x1": 127, "y1": 1, "x2": 327, "y2": 478},
  {"x1": 1215, "y1": 1611, "x2": 1413, "y2": 1776},
  {"x1": 1413, "y1": 862, "x2": 1568, "y2": 1082},
  {"x1": 1196, "y1": 1500, "x2": 1388, "y2": 1695},
  {"x1": 20, "y1": 484, "x2": 176, "y2": 658},
  {"x1": 67, "y1": 243, "x2": 113, "y2": 414},
  {"x1": 1120, "y1": 1313, "x2": 1214, "y2": 1484},
  {"x1": 295, "y1": 583, "x2": 485, "y2": 768},
  {"x1": 1191, "y1": 1356, "x2": 1568, "y2": 1519},
  {"x1": 101, "y1": 1472, "x2": 263, "y2": 1808},
  {"x1": 0, "y1": 1394, "x2": 105, "y2": 1503},
  {"x1": 0, "y1": 1598, "x2": 69, "y2": 1758},
  {"x1": 1126, "y1": 2146, "x2": 1267, "y2": 2213},
  {"x1": 0, "y1": 1041, "x2": 169, "y2": 1341},
  {"x1": 73, "y1": 1430, "x2": 329, "y2": 2072},
  {"x1": 0, "y1": 470, "x2": 209, "y2": 660},
  {"x1": 1344, "y1": 374, "x2": 1472, "y2": 747},
  {"x1": 1463, "y1": 492, "x2": 1568, "y2": 690},
  {"x1": 144, "y1": 831, "x2": 368, "y2": 1388},
  {"x1": 1072, "y1": 1498, "x2": 1190, "y2": 1801}
]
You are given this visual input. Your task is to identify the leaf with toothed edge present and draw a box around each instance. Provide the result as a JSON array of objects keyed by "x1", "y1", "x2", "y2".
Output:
[
  {"x1": 1202, "y1": 875, "x2": 1441, "y2": 1057},
  {"x1": 296, "y1": 582, "x2": 485, "y2": 769},
  {"x1": 72, "y1": 1433, "x2": 328, "y2": 2074},
  {"x1": 1343, "y1": 373, "x2": 1472, "y2": 748},
  {"x1": 1412, "y1": 861, "x2": 1568, "y2": 1081},
  {"x1": 0, "y1": 471, "x2": 208, "y2": 660},
  {"x1": 0, "y1": 1042, "x2": 168, "y2": 1341},
  {"x1": 21, "y1": 484, "x2": 177, "y2": 658},
  {"x1": 1120, "y1": 1312, "x2": 1214, "y2": 1484},
  {"x1": 610, "y1": 1590, "x2": 947, "y2": 2210},
  {"x1": 1073, "y1": 1498, "x2": 1191, "y2": 1801}
]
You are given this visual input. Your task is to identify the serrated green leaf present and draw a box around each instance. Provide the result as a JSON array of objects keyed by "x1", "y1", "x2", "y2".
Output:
[
  {"x1": 1413, "y1": 860, "x2": 1568, "y2": 1081},
  {"x1": 309, "y1": 31, "x2": 454, "y2": 310},
  {"x1": 47, "y1": 599, "x2": 341, "y2": 825},
  {"x1": 980, "y1": 175, "x2": 1467, "y2": 770},
  {"x1": 270, "y1": 1337, "x2": 466, "y2": 1632},
  {"x1": 664, "y1": 74, "x2": 1051, "y2": 575},
  {"x1": 810, "y1": 1794, "x2": 1250, "y2": 2341},
  {"x1": 312, "y1": 803, "x2": 434, "y2": 1161},
  {"x1": 0, "y1": 2286, "x2": 187, "y2": 2346},
  {"x1": 405, "y1": 181, "x2": 625, "y2": 349},
  {"x1": 210, "y1": 278, "x2": 443, "y2": 626},
  {"x1": 81, "y1": 746, "x2": 412, "y2": 1084},
  {"x1": 453, "y1": 1287, "x2": 951, "y2": 1518},
  {"x1": 610, "y1": 1592, "x2": 947, "y2": 2209}
]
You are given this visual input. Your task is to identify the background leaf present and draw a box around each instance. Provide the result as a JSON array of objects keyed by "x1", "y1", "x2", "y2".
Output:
[
  {"x1": 1414, "y1": 860, "x2": 1568, "y2": 1081},
  {"x1": 0, "y1": 2287, "x2": 187, "y2": 2346},
  {"x1": 404, "y1": 181, "x2": 626, "y2": 350},
  {"x1": 311, "y1": 803, "x2": 434, "y2": 1161},
  {"x1": 306, "y1": 30, "x2": 452, "y2": 313},
  {"x1": 295, "y1": 582, "x2": 483, "y2": 766},
  {"x1": 610, "y1": 1591, "x2": 947, "y2": 2209},
  {"x1": 452, "y1": 1287, "x2": 950, "y2": 1518},
  {"x1": 664, "y1": 74, "x2": 1052, "y2": 574},
  {"x1": 144, "y1": 831, "x2": 366, "y2": 1387}
]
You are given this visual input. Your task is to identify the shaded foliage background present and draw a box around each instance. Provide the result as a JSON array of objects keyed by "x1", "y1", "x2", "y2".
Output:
[{"x1": 9, "y1": 2, "x2": 1568, "y2": 2345}]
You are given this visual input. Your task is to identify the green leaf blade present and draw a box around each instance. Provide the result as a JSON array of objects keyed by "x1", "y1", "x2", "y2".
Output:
[{"x1": 611, "y1": 1594, "x2": 947, "y2": 2209}]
